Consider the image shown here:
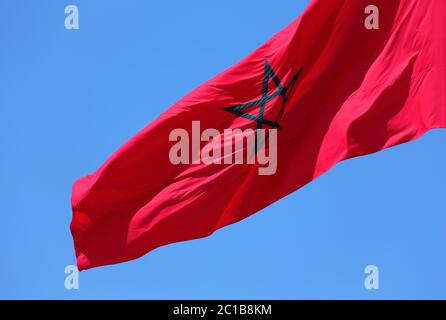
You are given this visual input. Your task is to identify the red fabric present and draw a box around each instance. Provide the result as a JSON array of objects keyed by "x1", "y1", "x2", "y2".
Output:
[{"x1": 71, "y1": 0, "x2": 446, "y2": 270}]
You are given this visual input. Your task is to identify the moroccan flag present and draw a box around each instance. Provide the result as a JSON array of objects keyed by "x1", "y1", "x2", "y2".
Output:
[{"x1": 71, "y1": 0, "x2": 446, "y2": 270}]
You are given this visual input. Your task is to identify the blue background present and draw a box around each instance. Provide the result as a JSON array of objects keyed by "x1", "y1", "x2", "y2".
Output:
[{"x1": 1, "y1": 0, "x2": 445, "y2": 299}]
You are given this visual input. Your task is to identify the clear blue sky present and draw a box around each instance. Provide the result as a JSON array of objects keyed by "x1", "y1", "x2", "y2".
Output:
[{"x1": 1, "y1": 0, "x2": 446, "y2": 299}]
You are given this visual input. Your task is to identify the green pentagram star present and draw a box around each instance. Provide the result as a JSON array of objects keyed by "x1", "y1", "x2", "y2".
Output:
[{"x1": 224, "y1": 60, "x2": 303, "y2": 131}]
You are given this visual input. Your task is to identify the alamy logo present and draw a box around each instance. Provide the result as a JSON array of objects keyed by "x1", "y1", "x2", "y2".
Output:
[
  {"x1": 168, "y1": 61, "x2": 303, "y2": 176},
  {"x1": 364, "y1": 265, "x2": 379, "y2": 290},
  {"x1": 65, "y1": 5, "x2": 79, "y2": 30},
  {"x1": 364, "y1": 5, "x2": 379, "y2": 30},
  {"x1": 64, "y1": 265, "x2": 79, "y2": 290}
]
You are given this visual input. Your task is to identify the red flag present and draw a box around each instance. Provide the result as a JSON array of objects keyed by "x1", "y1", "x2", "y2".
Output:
[{"x1": 71, "y1": 0, "x2": 446, "y2": 270}]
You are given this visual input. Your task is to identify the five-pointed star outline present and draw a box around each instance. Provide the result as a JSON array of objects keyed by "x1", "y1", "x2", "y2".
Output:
[{"x1": 224, "y1": 60, "x2": 303, "y2": 132}]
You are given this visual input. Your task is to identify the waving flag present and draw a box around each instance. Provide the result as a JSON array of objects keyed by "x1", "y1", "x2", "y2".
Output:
[{"x1": 71, "y1": 0, "x2": 446, "y2": 270}]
